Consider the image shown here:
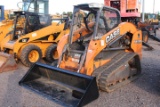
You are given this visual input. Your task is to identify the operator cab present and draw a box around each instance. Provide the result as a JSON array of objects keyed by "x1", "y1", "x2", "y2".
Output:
[
  {"x1": 8, "y1": 11, "x2": 51, "y2": 41},
  {"x1": 0, "y1": 6, "x2": 4, "y2": 22},
  {"x1": 68, "y1": 3, "x2": 121, "y2": 51},
  {"x1": 148, "y1": 14, "x2": 157, "y2": 20},
  {"x1": 18, "y1": 0, "x2": 49, "y2": 14}
]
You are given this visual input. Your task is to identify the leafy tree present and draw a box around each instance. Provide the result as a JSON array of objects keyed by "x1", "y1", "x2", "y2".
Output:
[
  {"x1": 62, "y1": 12, "x2": 67, "y2": 15},
  {"x1": 56, "y1": 13, "x2": 60, "y2": 15},
  {"x1": 67, "y1": 12, "x2": 73, "y2": 19},
  {"x1": 158, "y1": 12, "x2": 160, "y2": 20}
]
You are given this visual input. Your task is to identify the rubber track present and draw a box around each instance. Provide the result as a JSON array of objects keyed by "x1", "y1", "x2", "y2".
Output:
[{"x1": 92, "y1": 52, "x2": 139, "y2": 92}]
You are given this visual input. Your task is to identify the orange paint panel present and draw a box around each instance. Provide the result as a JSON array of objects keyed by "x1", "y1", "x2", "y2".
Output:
[
  {"x1": 127, "y1": 0, "x2": 137, "y2": 10},
  {"x1": 121, "y1": 0, "x2": 127, "y2": 12},
  {"x1": 104, "y1": 0, "x2": 110, "y2": 6},
  {"x1": 104, "y1": 0, "x2": 141, "y2": 17},
  {"x1": 131, "y1": 30, "x2": 142, "y2": 58}
]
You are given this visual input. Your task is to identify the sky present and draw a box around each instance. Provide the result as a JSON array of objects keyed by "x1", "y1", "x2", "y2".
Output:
[{"x1": 0, "y1": 0, "x2": 160, "y2": 14}]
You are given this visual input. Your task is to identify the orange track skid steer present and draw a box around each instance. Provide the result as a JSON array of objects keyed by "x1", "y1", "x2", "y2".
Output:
[{"x1": 19, "y1": 3, "x2": 142, "y2": 107}]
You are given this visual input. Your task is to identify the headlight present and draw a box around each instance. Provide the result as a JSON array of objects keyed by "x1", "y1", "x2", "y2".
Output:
[{"x1": 19, "y1": 38, "x2": 29, "y2": 43}]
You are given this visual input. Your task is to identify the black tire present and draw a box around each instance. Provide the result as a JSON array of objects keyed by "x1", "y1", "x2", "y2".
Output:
[
  {"x1": 142, "y1": 31, "x2": 149, "y2": 43},
  {"x1": 45, "y1": 44, "x2": 57, "y2": 63},
  {"x1": 20, "y1": 44, "x2": 42, "y2": 67}
]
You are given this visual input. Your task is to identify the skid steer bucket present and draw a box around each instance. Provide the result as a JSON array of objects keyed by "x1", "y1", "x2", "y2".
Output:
[
  {"x1": 19, "y1": 62, "x2": 99, "y2": 107},
  {"x1": 0, "y1": 52, "x2": 17, "y2": 72}
]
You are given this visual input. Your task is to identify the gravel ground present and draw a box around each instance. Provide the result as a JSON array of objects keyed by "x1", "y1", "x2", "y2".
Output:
[{"x1": 0, "y1": 30, "x2": 160, "y2": 107}]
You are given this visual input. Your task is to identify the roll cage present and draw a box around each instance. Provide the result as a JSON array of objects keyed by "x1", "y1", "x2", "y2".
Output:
[
  {"x1": 69, "y1": 3, "x2": 121, "y2": 44},
  {"x1": 11, "y1": 11, "x2": 51, "y2": 40}
]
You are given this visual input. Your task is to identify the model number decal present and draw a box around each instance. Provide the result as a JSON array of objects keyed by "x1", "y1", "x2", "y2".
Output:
[
  {"x1": 134, "y1": 40, "x2": 142, "y2": 44},
  {"x1": 106, "y1": 29, "x2": 120, "y2": 43}
]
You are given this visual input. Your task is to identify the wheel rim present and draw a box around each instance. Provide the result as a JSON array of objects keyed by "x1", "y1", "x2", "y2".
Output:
[
  {"x1": 28, "y1": 50, "x2": 39, "y2": 63},
  {"x1": 53, "y1": 50, "x2": 58, "y2": 59}
]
